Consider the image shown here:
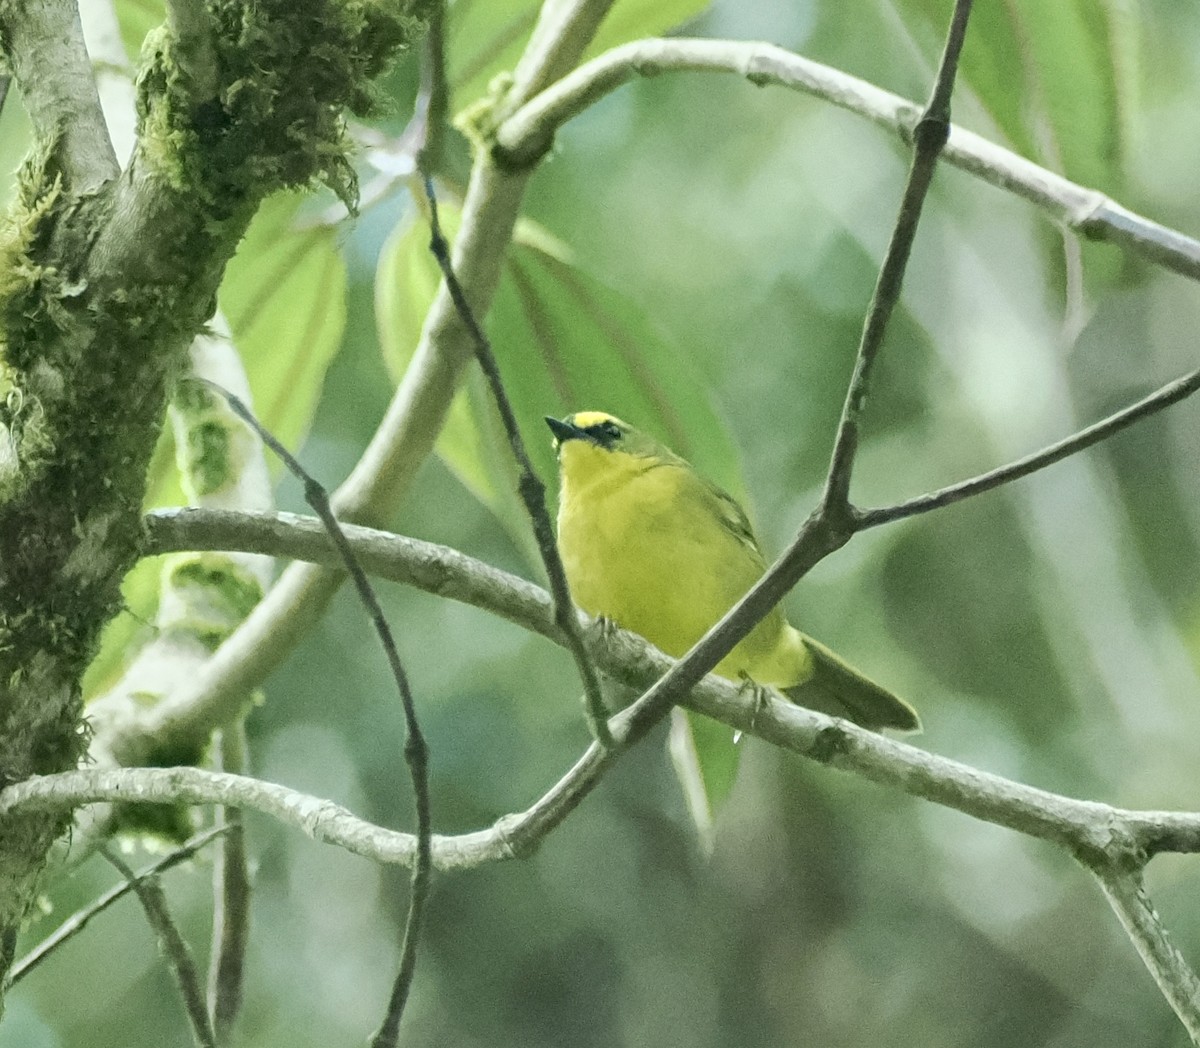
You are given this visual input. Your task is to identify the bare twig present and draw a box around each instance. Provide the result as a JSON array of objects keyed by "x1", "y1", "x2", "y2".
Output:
[
  {"x1": 145, "y1": 508, "x2": 559, "y2": 641},
  {"x1": 8, "y1": 690, "x2": 1200, "y2": 872},
  {"x1": 101, "y1": 846, "x2": 216, "y2": 1048},
  {"x1": 208, "y1": 723, "x2": 250, "y2": 1046},
  {"x1": 192, "y1": 380, "x2": 433, "y2": 1044},
  {"x1": 6, "y1": 826, "x2": 228, "y2": 988},
  {"x1": 856, "y1": 366, "x2": 1200, "y2": 528},
  {"x1": 496, "y1": 39, "x2": 1200, "y2": 284},
  {"x1": 415, "y1": 1, "x2": 448, "y2": 174},
  {"x1": 420, "y1": 175, "x2": 614, "y2": 749},
  {"x1": 1091, "y1": 864, "x2": 1200, "y2": 1044},
  {"x1": 823, "y1": 0, "x2": 973, "y2": 510}
]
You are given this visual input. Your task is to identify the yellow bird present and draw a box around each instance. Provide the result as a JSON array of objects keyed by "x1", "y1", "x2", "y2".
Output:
[{"x1": 546, "y1": 411, "x2": 919, "y2": 732}]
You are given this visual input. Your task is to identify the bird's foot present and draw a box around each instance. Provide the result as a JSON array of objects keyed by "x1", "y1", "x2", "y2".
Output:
[
  {"x1": 594, "y1": 614, "x2": 619, "y2": 641},
  {"x1": 734, "y1": 672, "x2": 772, "y2": 743}
]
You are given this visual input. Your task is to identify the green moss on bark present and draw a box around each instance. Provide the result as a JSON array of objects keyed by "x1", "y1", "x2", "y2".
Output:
[{"x1": 0, "y1": 0, "x2": 433, "y2": 967}]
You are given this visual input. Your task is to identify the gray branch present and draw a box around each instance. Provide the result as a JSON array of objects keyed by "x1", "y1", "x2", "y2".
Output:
[
  {"x1": 8, "y1": 680, "x2": 1200, "y2": 870},
  {"x1": 134, "y1": 507, "x2": 1200, "y2": 861},
  {"x1": 496, "y1": 38, "x2": 1200, "y2": 283},
  {"x1": 1092, "y1": 865, "x2": 1200, "y2": 1043}
]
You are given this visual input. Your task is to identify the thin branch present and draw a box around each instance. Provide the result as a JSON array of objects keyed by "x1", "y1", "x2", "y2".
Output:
[
  {"x1": 192, "y1": 380, "x2": 433, "y2": 1044},
  {"x1": 496, "y1": 39, "x2": 1200, "y2": 284},
  {"x1": 8, "y1": 681, "x2": 1200, "y2": 871},
  {"x1": 101, "y1": 847, "x2": 216, "y2": 1048},
  {"x1": 139, "y1": 505, "x2": 1200, "y2": 860},
  {"x1": 6, "y1": 826, "x2": 228, "y2": 988},
  {"x1": 145, "y1": 507, "x2": 560, "y2": 642},
  {"x1": 415, "y1": 1, "x2": 448, "y2": 174},
  {"x1": 420, "y1": 175, "x2": 613, "y2": 748},
  {"x1": 823, "y1": 0, "x2": 973, "y2": 509},
  {"x1": 1092, "y1": 864, "x2": 1200, "y2": 1044},
  {"x1": 208, "y1": 723, "x2": 250, "y2": 1046},
  {"x1": 0, "y1": 767, "x2": 464, "y2": 869},
  {"x1": 856, "y1": 366, "x2": 1200, "y2": 528}
]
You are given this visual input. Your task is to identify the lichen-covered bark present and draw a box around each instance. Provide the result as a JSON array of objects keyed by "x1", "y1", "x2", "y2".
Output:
[{"x1": 0, "y1": 0, "x2": 432, "y2": 996}]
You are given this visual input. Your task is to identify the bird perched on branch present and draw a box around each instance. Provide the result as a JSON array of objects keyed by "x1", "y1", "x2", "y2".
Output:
[{"x1": 546, "y1": 411, "x2": 918, "y2": 732}]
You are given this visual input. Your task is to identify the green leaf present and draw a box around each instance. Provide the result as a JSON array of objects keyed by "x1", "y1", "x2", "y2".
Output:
[
  {"x1": 84, "y1": 193, "x2": 346, "y2": 698},
  {"x1": 218, "y1": 193, "x2": 348, "y2": 452},
  {"x1": 448, "y1": 0, "x2": 714, "y2": 110}
]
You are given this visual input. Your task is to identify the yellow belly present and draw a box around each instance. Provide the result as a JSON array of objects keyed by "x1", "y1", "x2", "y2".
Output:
[{"x1": 557, "y1": 458, "x2": 806, "y2": 686}]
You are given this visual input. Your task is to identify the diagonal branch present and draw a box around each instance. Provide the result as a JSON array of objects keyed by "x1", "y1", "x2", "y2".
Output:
[
  {"x1": 421, "y1": 175, "x2": 612, "y2": 747},
  {"x1": 496, "y1": 39, "x2": 1200, "y2": 283},
  {"x1": 6, "y1": 825, "x2": 228, "y2": 989},
  {"x1": 856, "y1": 365, "x2": 1200, "y2": 528},
  {"x1": 822, "y1": 0, "x2": 973, "y2": 510},
  {"x1": 581, "y1": 0, "x2": 975, "y2": 743},
  {"x1": 1091, "y1": 863, "x2": 1200, "y2": 1044},
  {"x1": 102, "y1": 847, "x2": 216, "y2": 1048}
]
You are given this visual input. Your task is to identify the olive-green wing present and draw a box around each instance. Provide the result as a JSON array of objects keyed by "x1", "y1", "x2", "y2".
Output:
[{"x1": 698, "y1": 476, "x2": 764, "y2": 565}]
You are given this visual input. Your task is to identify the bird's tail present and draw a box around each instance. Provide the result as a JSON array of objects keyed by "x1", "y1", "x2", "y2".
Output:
[{"x1": 783, "y1": 634, "x2": 920, "y2": 733}]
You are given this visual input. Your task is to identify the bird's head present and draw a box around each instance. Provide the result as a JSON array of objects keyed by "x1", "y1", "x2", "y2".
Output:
[{"x1": 545, "y1": 411, "x2": 671, "y2": 487}]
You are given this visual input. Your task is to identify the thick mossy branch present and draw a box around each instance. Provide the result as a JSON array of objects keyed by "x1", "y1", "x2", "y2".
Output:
[
  {"x1": 138, "y1": 0, "x2": 430, "y2": 209},
  {"x1": 0, "y1": 0, "x2": 431, "y2": 767},
  {"x1": 0, "y1": 0, "x2": 431, "y2": 980}
]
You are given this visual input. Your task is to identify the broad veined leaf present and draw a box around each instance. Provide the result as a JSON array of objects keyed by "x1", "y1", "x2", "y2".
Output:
[
  {"x1": 376, "y1": 196, "x2": 746, "y2": 829},
  {"x1": 218, "y1": 192, "x2": 348, "y2": 453},
  {"x1": 448, "y1": 0, "x2": 714, "y2": 110},
  {"x1": 84, "y1": 192, "x2": 347, "y2": 698}
]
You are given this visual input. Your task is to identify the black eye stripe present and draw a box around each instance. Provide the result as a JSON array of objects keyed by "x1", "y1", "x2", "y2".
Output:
[{"x1": 585, "y1": 421, "x2": 622, "y2": 444}]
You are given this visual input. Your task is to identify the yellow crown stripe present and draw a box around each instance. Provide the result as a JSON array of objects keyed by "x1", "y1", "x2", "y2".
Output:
[{"x1": 571, "y1": 411, "x2": 618, "y2": 428}]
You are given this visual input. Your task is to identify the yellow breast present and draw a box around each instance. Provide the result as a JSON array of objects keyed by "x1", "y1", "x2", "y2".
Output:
[{"x1": 555, "y1": 442, "x2": 806, "y2": 685}]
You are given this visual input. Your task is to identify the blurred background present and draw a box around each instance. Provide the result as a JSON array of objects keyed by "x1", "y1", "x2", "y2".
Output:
[{"x1": 7, "y1": 0, "x2": 1200, "y2": 1044}]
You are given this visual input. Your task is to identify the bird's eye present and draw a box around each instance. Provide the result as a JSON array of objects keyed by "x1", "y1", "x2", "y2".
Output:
[{"x1": 601, "y1": 421, "x2": 622, "y2": 441}]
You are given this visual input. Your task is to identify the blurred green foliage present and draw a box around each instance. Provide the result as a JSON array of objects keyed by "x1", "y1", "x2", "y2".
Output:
[{"x1": 9, "y1": 0, "x2": 1200, "y2": 1045}]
